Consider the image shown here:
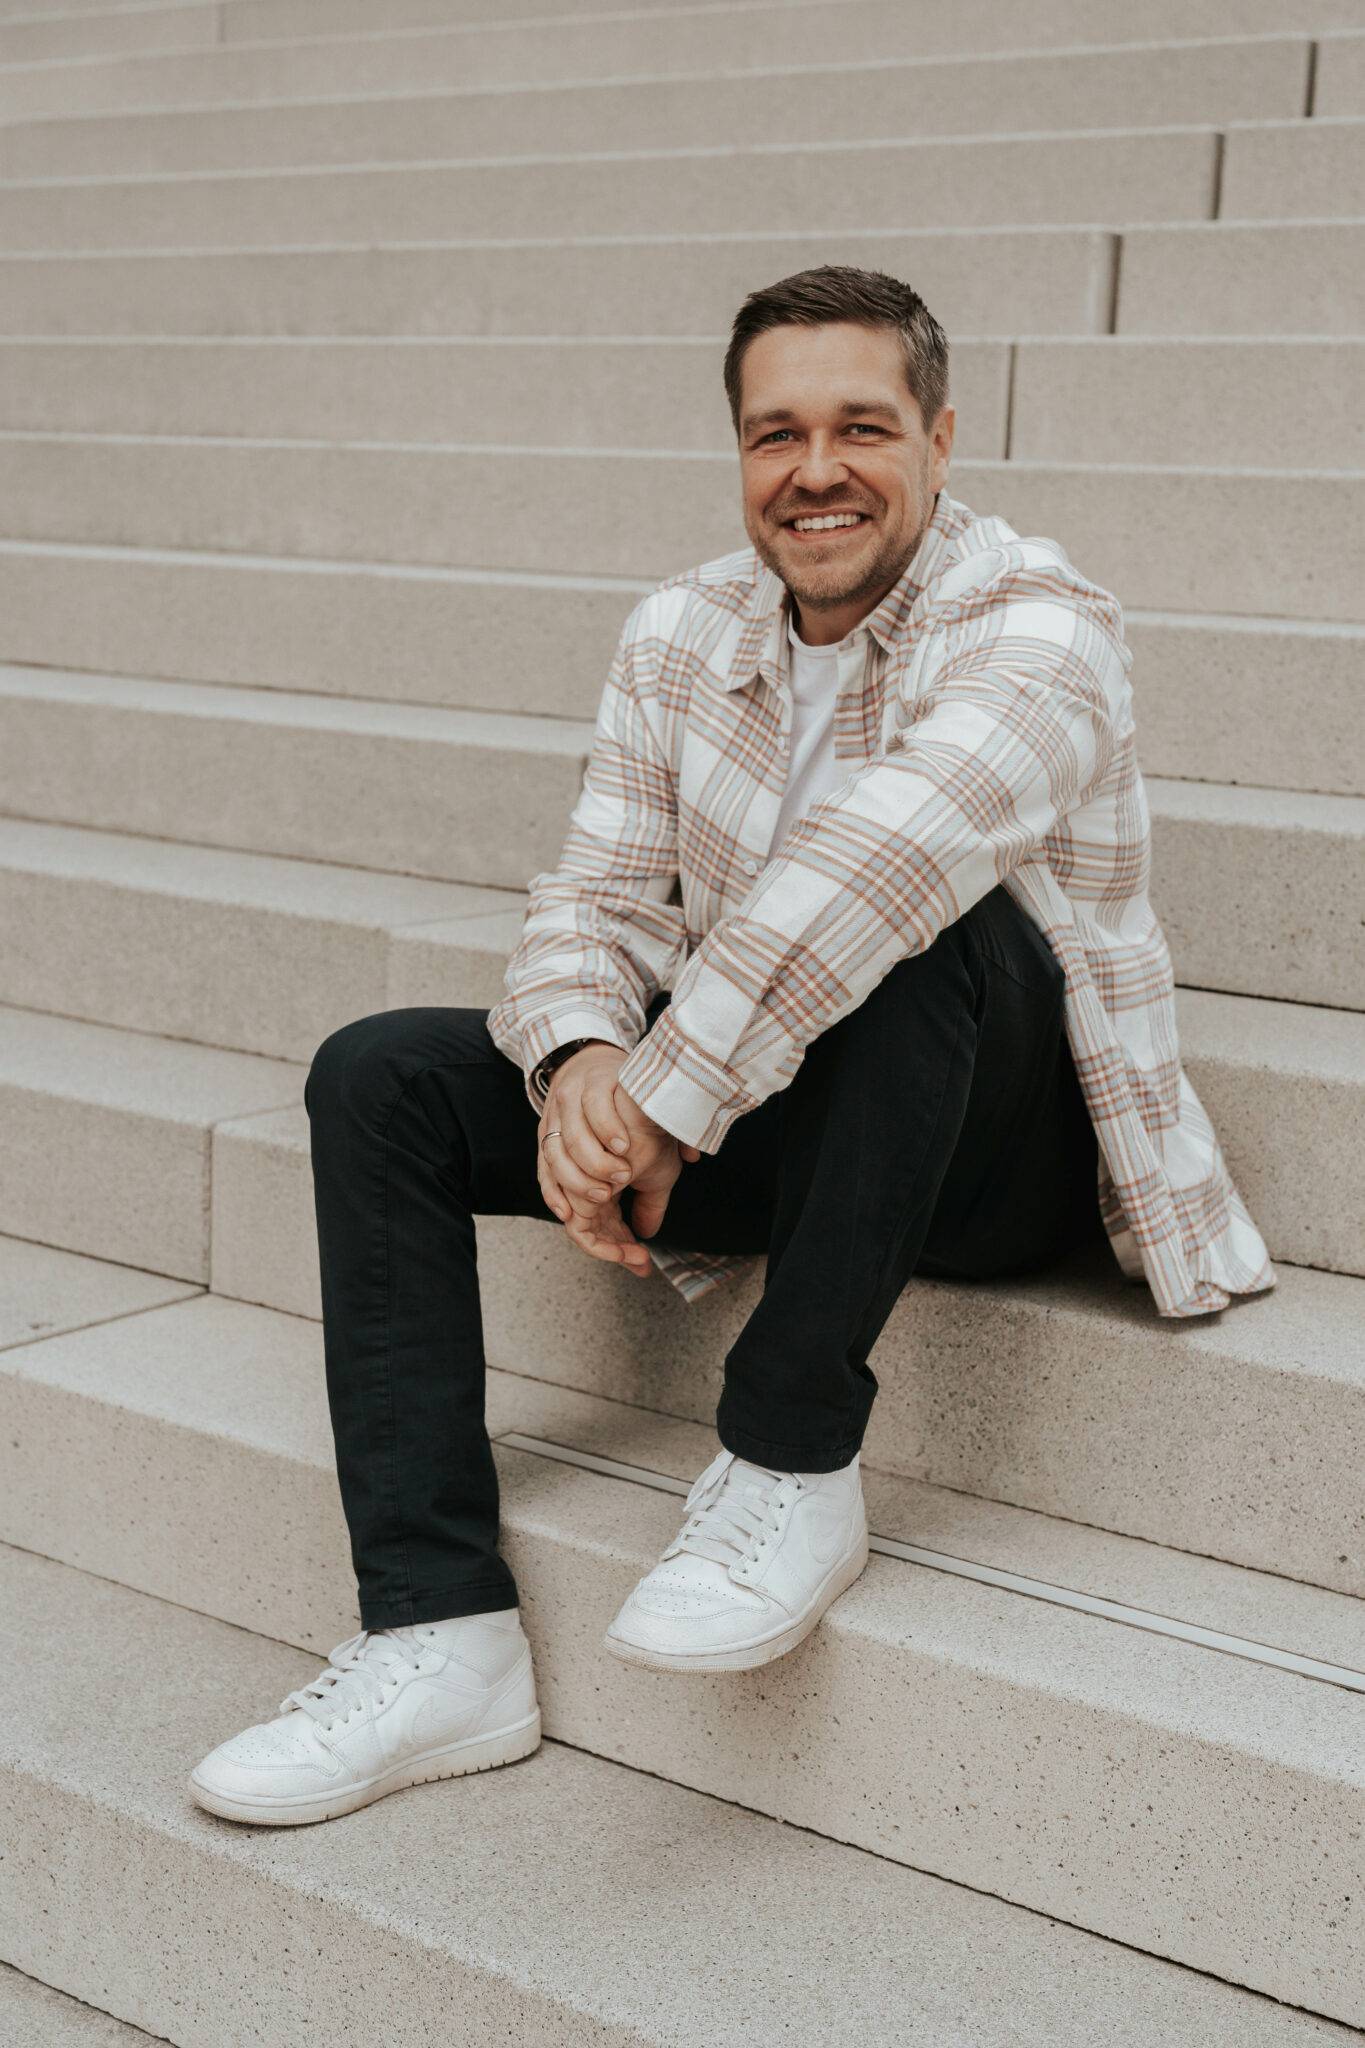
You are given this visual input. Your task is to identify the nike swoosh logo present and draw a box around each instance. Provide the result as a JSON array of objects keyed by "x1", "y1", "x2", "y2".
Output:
[
  {"x1": 805, "y1": 1510, "x2": 850, "y2": 1569},
  {"x1": 409, "y1": 1687, "x2": 481, "y2": 1750}
]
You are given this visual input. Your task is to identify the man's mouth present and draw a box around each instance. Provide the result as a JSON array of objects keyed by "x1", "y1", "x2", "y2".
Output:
[{"x1": 781, "y1": 512, "x2": 872, "y2": 540}]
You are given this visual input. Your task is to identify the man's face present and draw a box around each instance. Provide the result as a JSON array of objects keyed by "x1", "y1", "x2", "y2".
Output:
[{"x1": 736, "y1": 321, "x2": 955, "y2": 643}]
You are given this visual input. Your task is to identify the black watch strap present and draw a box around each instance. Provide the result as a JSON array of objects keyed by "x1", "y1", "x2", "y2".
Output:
[{"x1": 533, "y1": 1035, "x2": 597, "y2": 1102}]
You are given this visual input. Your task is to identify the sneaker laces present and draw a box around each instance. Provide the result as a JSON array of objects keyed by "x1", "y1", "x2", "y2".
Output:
[
  {"x1": 277, "y1": 1627, "x2": 425, "y2": 1728},
  {"x1": 668, "y1": 1454, "x2": 801, "y2": 1571}
]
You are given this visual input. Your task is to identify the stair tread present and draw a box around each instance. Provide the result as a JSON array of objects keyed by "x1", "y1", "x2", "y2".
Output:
[
  {"x1": 4, "y1": 1541, "x2": 1353, "y2": 2047},
  {"x1": 6, "y1": 1272, "x2": 1363, "y2": 1680}
]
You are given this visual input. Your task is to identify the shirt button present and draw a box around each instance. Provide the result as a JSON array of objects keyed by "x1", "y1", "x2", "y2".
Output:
[{"x1": 741, "y1": 858, "x2": 759, "y2": 875}]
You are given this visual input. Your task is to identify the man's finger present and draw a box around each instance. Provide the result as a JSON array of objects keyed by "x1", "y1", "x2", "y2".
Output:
[
  {"x1": 555, "y1": 1093, "x2": 632, "y2": 1196},
  {"x1": 565, "y1": 1202, "x2": 651, "y2": 1276},
  {"x1": 628, "y1": 1185, "x2": 671, "y2": 1240}
]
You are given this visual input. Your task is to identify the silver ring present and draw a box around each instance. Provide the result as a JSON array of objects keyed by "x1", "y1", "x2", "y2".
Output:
[{"x1": 540, "y1": 1127, "x2": 562, "y2": 1147}]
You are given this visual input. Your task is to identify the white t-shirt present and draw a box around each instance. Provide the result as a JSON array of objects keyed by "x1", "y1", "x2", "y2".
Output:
[{"x1": 771, "y1": 607, "x2": 870, "y2": 851}]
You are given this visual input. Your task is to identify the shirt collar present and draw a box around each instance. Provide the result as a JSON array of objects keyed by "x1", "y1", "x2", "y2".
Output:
[{"x1": 721, "y1": 488, "x2": 959, "y2": 693}]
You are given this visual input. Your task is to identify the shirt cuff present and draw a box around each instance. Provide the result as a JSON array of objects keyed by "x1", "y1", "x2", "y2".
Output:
[
  {"x1": 519, "y1": 1013, "x2": 631, "y2": 1116},
  {"x1": 613, "y1": 1004, "x2": 759, "y2": 1152}
]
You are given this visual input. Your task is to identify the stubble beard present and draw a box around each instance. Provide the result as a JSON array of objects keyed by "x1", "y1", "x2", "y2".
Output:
[{"x1": 751, "y1": 491, "x2": 936, "y2": 623}]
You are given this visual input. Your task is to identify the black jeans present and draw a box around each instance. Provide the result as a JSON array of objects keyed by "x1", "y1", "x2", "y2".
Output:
[{"x1": 306, "y1": 881, "x2": 1103, "y2": 1629}]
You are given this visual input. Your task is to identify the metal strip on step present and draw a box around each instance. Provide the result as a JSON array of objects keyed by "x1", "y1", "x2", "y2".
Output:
[{"x1": 497, "y1": 1432, "x2": 1365, "y2": 1696}]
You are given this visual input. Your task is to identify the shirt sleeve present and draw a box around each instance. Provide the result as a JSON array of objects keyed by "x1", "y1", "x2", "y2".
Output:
[
  {"x1": 484, "y1": 593, "x2": 687, "y2": 1117},
  {"x1": 613, "y1": 560, "x2": 1127, "y2": 1152}
]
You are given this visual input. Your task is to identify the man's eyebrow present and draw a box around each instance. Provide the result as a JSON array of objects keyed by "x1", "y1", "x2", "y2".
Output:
[{"x1": 741, "y1": 399, "x2": 904, "y2": 435}]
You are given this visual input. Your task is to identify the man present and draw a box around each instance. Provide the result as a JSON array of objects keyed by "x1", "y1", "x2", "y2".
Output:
[{"x1": 189, "y1": 265, "x2": 1274, "y2": 1827}]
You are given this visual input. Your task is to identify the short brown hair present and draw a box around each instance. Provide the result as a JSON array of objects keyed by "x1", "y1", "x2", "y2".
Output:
[{"x1": 723, "y1": 264, "x2": 950, "y2": 441}]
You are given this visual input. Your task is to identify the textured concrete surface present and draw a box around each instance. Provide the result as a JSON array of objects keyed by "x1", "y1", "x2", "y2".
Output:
[
  {"x1": 1, "y1": 1350, "x2": 1364, "y2": 2019},
  {"x1": 0, "y1": 1001, "x2": 300, "y2": 1278},
  {"x1": 2, "y1": 0, "x2": 1352, "y2": 114},
  {"x1": 1118, "y1": 220, "x2": 1365, "y2": 333},
  {"x1": 0, "y1": 130, "x2": 1220, "y2": 253},
  {"x1": 0, "y1": 1961, "x2": 159, "y2": 2046},
  {"x1": 0, "y1": 228, "x2": 1119, "y2": 340},
  {"x1": 0, "y1": 334, "x2": 1008, "y2": 460},
  {"x1": 0, "y1": 551, "x2": 1357, "y2": 797},
  {"x1": 0, "y1": 668, "x2": 589, "y2": 887},
  {"x1": 0, "y1": 818, "x2": 510, "y2": 1060},
  {"x1": 1221, "y1": 114, "x2": 1365, "y2": 219},
  {"x1": 3, "y1": 442, "x2": 1358, "y2": 616},
  {"x1": 0, "y1": 38, "x2": 1309, "y2": 175},
  {"x1": 1011, "y1": 338, "x2": 1365, "y2": 470},
  {"x1": 6, "y1": 1547, "x2": 1357, "y2": 2046}
]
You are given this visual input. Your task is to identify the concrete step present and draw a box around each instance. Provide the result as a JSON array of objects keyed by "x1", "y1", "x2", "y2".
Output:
[
  {"x1": 253, "y1": 920, "x2": 1365, "y2": 1270},
  {"x1": 0, "y1": 36, "x2": 1314, "y2": 177},
  {"x1": 8, "y1": 1211, "x2": 1363, "y2": 1603},
  {"x1": 3, "y1": 0, "x2": 1360, "y2": 116},
  {"x1": 0, "y1": 3, "x2": 214, "y2": 68},
  {"x1": 2, "y1": 335, "x2": 1359, "y2": 475},
  {"x1": 0, "y1": 1960, "x2": 159, "y2": 2046},
  {"x1": 1, "y1": 438, "x2": 1358, "y2": 620},
  {"x1": 1319, "y1": 28, "x2": 1365, "y2": 113},
  {"x1": 0, "y1": 871, "x2": 1359, "y2": 1267},
  {"x1": 0, "y1": 226, "x2": 1122, "y2": 339},
  {"x1": 1010, "y1": 338, "x2": 1365, "y2": 469},
  {"x1": 1, "y1": 676, "x2": 1360, "y2": 1007},
  {"x1": 0, "y1": 667, "x2": 589, "y2": 890},
  {"x1": 214, "y1": 0, "x2": 1365, "y2": 50},
  {"x1": 1117, "y1": 217, "x2": 1365, "y2": 332},
  {"x1": 0, "y1": 0, "x2": 706, "y2": 63},
  {"x1": 0, "y1": 1000, "x2": 301, "y2": 1279},
  {"x1": 0, "y1": 818, "x2": 514, "y2": 1060},
  {"x1": 0, "y1": 335, "x2": 1013, "y2": 461},
  {"x1": 3, "y1": 1549, "x2": 1354, "y2": 2048},
  {"x1": 1143, "y1": 777, "x2": 1365, "y2": 1011},
  {"x1": 0, "y1": 127, "x2": 1225, "y2": 252},
  {"x1": 0, "y1": 547, "x2": 1358, "y2": 799},
  {"x1": 2, "y1": 1304, "x2": 1364, "y2": 2022},
  {"x1": 1221, "y1": 113, "x2": 1365, "y2": 219}
]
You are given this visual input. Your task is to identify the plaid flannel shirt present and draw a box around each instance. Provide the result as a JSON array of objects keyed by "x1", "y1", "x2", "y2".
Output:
[{"x1": 485, "y1": 489, "x2": 1276, "y2": 1319}]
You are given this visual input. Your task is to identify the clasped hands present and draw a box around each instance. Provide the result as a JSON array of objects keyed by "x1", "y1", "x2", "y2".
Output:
[{"x1": 535, "y1": 1042, "x2": 701, "y2": 1280}]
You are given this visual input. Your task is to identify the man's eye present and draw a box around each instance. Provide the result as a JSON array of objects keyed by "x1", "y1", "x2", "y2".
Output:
[{"x1": 757, "y1": 425, "x2": 879, "y2": 445}]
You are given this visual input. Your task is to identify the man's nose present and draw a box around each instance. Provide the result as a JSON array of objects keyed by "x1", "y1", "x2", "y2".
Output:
[{"x1": 792, "y1": 439, "x2": 851, "y2": 487}]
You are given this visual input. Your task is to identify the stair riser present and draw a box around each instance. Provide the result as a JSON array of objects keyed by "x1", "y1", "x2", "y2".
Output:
[
  {"x1": 0, "y1": 1778, "x2": 612, "y2": 2048},
  {"x1": 0, "y1": 797, "x2": 1357, "y2": 1054},
  {"x1": 0, "y1": 337, "x2": 1011, "y2": 464},
  {"x1": 0, "y1": 1370, "x2": 1359, "y2": 2020},
  {"x1": 0, "y1": 230, "x2": 1117, "y2": 337},
  {"x1": 0, "y1": 680, "x2": 585, "y2": 887},
  {"x1": 4, "y1": 338, "x2": 1362, "y2": 477},
  {"x1": 206, "y1": 1130, "x2": 1365, "y2": 1590},
  {"x1": 1, "y1": 554, "x2": 1359, "y2": 797},
  {"x1": 2, "y1": 445, "x2": 1359, "y2": 619},
  {"x1": 0, "y1": 130, "x2": 1221, "y2": 251},
  {"x1": 0, "y1": 4, "x2": 215, "y2": 69},
  {"x1": 1118, "y1": 221, "x2": 1365, "y2": 334},
  {"x1": 0, "y1": 39, "x2": 1310, "y2": 173},
  {"x1": 2, "y1": 0, "x2": 1355, "y2": 114}
]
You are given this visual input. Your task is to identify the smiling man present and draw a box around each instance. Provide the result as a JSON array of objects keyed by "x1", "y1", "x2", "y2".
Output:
[{"x1": 189, "y1": 266, "x2": 1274, "y2": 1828}]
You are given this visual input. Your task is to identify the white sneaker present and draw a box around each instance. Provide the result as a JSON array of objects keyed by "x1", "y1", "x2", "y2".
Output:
[
  {"x1": 188, "y1": 1609, "x2": 540, "y2": 1826},
  {"x1": 604, "y1": 1447, "x2": 870, "y2": 1673}
]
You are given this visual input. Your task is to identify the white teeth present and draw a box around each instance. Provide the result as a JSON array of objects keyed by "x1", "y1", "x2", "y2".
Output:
[{"x1": 790, "y1": 514, "x2": 864, "y2": 531}]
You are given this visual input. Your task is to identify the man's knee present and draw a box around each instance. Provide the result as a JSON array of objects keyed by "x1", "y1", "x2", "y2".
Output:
[{"x1": 306, "y1": 1007, "x2": 490, "y2": 1116}]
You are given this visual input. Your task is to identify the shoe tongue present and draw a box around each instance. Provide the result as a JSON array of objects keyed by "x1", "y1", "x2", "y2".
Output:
[{"x1": 728, "y1": 1457, "x2": 786, "y2": 1490}]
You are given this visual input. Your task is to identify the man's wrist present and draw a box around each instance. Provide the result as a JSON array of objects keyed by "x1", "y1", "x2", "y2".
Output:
[{"x1": 531, "y1": 1035, "x2": 620, "y2": 1104}]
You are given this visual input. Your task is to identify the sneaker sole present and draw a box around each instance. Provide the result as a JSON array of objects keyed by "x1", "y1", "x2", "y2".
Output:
[
  {"x1": 603, "y1": 1536, "x2": 871, "y2": 1674},
  {"x1": 186, "y1": 1707, "x2": 542, "y2": 1827}
]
